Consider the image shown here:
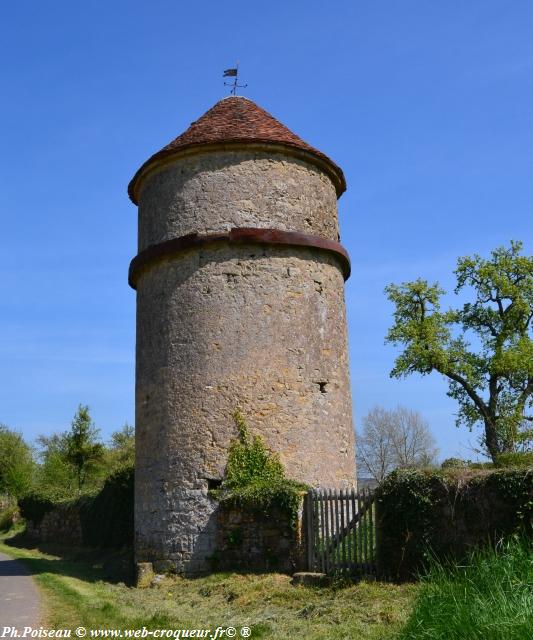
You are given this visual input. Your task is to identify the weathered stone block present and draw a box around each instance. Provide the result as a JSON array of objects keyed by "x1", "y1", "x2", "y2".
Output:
[
  {"x1": 291, "y1": 572, "x2": 332, "y2": 587},
  {"x1": 135, "y1": 562, "x2": 154, "y2": 588}
]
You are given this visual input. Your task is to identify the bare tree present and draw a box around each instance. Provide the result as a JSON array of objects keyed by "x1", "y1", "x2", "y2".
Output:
[
  {"x1": 389, "y1": 406, "x2": 439, "y2": 468},
  {"x1": 356, "y1": 406, "x2": 439, "y2": 482},
  {"x1": 356, "y1": 407, "x2": 396, "y2": 483}
]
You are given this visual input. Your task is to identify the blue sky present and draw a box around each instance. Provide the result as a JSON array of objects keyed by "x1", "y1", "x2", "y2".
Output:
[{"x1": 1, "y1": 1, "x2": 531, "y2": 460}]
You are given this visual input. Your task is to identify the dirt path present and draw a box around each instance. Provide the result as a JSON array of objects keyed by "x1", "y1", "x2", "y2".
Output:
[{"x1": 0, "y1": 551, "x2": 43, "y2": 630}]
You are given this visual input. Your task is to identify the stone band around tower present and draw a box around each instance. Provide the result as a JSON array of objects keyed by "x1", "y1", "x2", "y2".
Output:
[{"x1": 128, "y1": 227, "x2": 351, "y2": 289}]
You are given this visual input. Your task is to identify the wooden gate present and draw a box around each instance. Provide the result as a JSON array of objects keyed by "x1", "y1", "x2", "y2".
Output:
[{"x1": 305, "y1": 488, "x2": 377, "y2": 576}]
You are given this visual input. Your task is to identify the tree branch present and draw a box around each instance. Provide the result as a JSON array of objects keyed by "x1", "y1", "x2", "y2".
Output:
[
  {"x1": 516, "y1": 377, "x2": 533, "y2": 414},
  {"x1": 472, "y1": 315, "x2": 499, "y2": 338},
  {"x1": 494, "y1": 295, "x2": 504, "y2": 317},
  {"x1": 438, "y1": 368, "x2": 490, "y2": 419}
]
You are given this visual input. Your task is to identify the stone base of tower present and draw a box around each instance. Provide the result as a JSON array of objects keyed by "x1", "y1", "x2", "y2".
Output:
[
  {"x1": 135, "y1": 483, "x2": 219, "y2": 575},
  {"x1": 135, "y1": 486, "x2": 309, "y2": 576},
  {"x1": 133, "y1": 244, "x2": 356, "y2": 574}
]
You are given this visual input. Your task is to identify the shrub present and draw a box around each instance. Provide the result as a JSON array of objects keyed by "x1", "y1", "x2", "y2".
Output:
[
  {"x1": 0, "y1": 505, "x2": 19, "y2": 531},
  {"x1": 376, "y1": 467, "x2": 533, "y2": 580},
  {"x1": 441, "y1": 457, "x2": 469, "y2": 469},
  {"x1": 496, "y1": 452, "x2": 533, "y2": 468},
  {"x1": 469, "y1": 461, "x2": 495, "y2": 469},
  {"x1": 19, "y1": 493, "x2": 56, "y2": 525},
  {"x1": 80, "y1": 465, "x2": 134, "y2": 548},
  {"x1": 221, "y1": 410, "x2": 286, "y2": 490},
  {"x1": 0, "y1": 425, "x2": 35, "y2": 498},
  {"x1": 214, "y1": 410, "x2": 307, "y2": 524}
]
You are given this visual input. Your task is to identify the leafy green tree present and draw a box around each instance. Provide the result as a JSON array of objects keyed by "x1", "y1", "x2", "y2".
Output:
[
  {"x1": 385, "y1": 241, "x2": 533, "y2": 461},
  {"x1": 0, "y1": 424, "x2": 34, "y2": 498},
  {"x1": 36, "y1": 432, "x2": 76, "y2": 499},
  {"x1": 107, "y1": 423, "x2": 135, "y2": 470},
  {"x1": 65, "y1": 405, "x2": 104, "y2": 495},
  {"x1": 36, "y1": 405, "x2": 105, "y2": 498}
]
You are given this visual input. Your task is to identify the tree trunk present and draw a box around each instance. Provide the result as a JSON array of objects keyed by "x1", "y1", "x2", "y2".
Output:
[{"x1": 484, "y1": 418, "x2": 501, "y2": 462}]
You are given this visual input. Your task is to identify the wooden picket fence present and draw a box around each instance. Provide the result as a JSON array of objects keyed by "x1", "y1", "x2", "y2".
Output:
[{"x1": 305, "y1": 487, "x2": 377, "y2": 577}]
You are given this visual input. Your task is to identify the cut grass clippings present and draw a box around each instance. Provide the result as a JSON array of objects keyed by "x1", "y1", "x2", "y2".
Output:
[
  {"x1": 3, "y1": 530, "x2": 531, "y2": 639},
  {"x1": 0, "y1": 532, "x2": 416, "y2": 639}
]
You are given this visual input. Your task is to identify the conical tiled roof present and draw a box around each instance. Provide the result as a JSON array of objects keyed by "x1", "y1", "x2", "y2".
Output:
[{"x1": 128, "y1": 97, "x2": 346, "y2": 203}]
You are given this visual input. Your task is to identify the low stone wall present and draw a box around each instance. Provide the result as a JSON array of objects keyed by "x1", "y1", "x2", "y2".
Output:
[
  {"x1": 21, "y1": 467, "x2": 134, "y2": 550},
  {"x1": 22, "y1": 478, "x2": 307, "y2": 576},
  {"x1": 25, "y1": 502, "x2": 83, "y2": 545},
  {"x1": 214, "y1": 499, "x2": 307, "y2": 573}
]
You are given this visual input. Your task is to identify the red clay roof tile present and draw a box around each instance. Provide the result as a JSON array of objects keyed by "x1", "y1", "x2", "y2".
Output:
[{"x1": 128, "y1": 97, "x2": 345, "y2": 203}]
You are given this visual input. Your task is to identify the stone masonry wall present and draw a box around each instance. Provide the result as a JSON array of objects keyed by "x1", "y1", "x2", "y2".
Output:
[
  {"x1": 135, "y1": 246, "x2": 356, "y2": 573},
  {"x1": 134, "y1": 148, "x2": 356, "y2": 574},
  {"x1": 215, "y1": 499, "x2": 307, "y2": 573},
  {"x1": 25, "y1": 504, "x2": 83, "y2": 545},
  {"x1": 376, "y1": 469, "x2": 533, "y2": 581},
  {"x1": 137, "y1": 150, "x2": 340, "y2": 251}
]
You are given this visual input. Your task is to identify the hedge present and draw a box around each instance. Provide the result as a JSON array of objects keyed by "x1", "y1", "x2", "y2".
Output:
[
  {"x1": 80, "y1": 465, "x2": 134, "y2": 548},
  {"x1": 19, "y1": 494, "x2": 56, "y2": 525},
  {"x1": 20, "y1": 465, "x2": 134, "y2": 549},
  {"x1": 376, "y1": 467, "x2": 533, "y2": 581}
]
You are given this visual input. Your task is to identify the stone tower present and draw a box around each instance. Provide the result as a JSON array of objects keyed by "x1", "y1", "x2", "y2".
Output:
[{"x1": 128, "y1": 96, "x2": 356, "y2": 573}]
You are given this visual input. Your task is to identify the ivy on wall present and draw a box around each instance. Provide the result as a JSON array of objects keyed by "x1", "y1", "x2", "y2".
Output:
[
  {"x1": 212, "y1": 410, "x2": 307, "y2": 525},
  {"x1": 376, "y1": 467, "x2": 533, "y2": 581}
]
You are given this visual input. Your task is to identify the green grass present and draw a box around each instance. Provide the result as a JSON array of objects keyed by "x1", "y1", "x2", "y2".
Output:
[
  {"x1": 6, "y1": 527, "x2": 530, "y2": 639},
  {"x1": 399, "y1": 538, "x2": 533, "y2": 640},
  {"x1": 0, "y1": 531, "x2": 416, "y2": 639}
]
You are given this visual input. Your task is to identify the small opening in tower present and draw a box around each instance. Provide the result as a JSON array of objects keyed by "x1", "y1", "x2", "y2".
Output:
[
  {"x1": 207, "y1": 478, "x2": 222, "y2": 491},
  {"x1": 318, "y1": 381, "x2": 328, "y2": 394}
]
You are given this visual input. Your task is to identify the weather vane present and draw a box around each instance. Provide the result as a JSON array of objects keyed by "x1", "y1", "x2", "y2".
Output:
[{"x1": 223, "y1": 63, "x2": 247, "y2": 95}]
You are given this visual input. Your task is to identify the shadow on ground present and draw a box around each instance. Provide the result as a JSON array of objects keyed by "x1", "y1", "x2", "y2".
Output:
[
  {"x1": 3, "y1": 532, "x2": 134, "y2": 584},
  {"x1": 3, "y1": 531, "x2": 362, "y2": 591}
]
